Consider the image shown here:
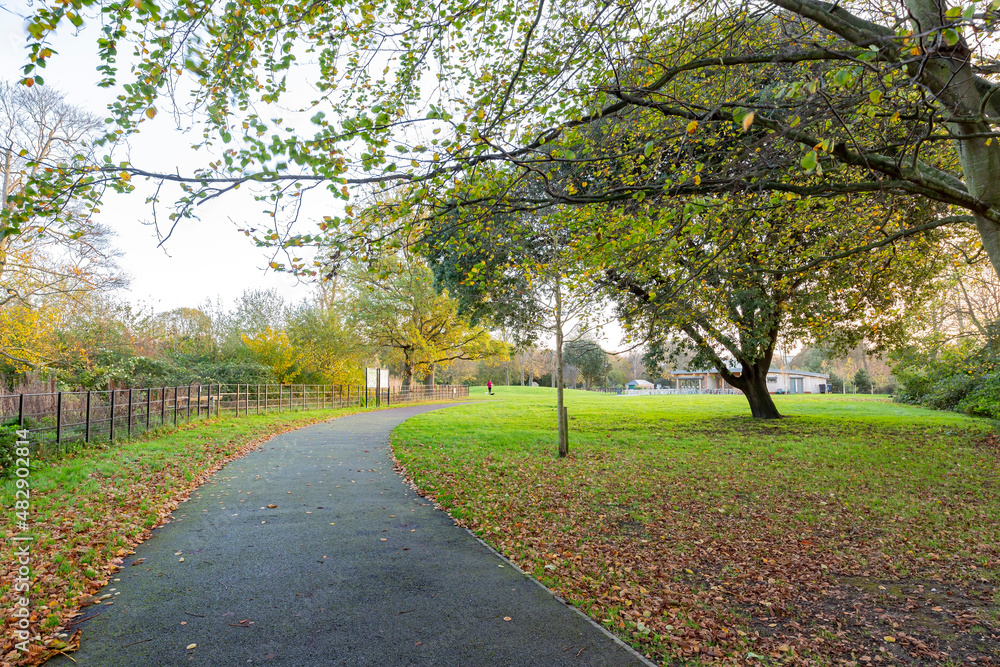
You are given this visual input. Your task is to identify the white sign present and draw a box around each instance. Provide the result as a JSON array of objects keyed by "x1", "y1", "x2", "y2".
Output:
[{"x1": 366, "y1": 368, "x2": 390, "y2": 388}]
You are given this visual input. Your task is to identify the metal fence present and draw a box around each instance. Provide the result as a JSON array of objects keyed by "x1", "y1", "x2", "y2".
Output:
[{"x1": 0, "y1": 382, "x2": 469, "y2": 453}]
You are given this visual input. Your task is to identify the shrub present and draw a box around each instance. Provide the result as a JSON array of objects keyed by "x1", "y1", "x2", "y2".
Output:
[
  {"x1": 893, "y1": 325, "x2": 1000, "y2": 419},
  {"x1": 957, "y1": 374, "x2": 1000, "y2": 420},
  {"x1": 0, "y1": 424, "x2": 22, "y2": 478}
]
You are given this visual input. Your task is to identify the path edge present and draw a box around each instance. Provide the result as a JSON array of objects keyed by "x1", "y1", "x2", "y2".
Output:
[{"x1": 387, "y1": 407, "x2": 658, "y2": 667}]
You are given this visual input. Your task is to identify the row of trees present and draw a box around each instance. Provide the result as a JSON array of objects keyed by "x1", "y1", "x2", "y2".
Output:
[
  {"x1": 7, "y1": 0, "x2": 1000, "y2": 438},
  {"x1": 1, "y1": 257, "x2": 509, "y2": 393}
]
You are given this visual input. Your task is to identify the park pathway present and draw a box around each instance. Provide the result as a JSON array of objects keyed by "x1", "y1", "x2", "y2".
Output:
[{"x1": 51, "y1": 404, "x2": 651, "y2": 666}]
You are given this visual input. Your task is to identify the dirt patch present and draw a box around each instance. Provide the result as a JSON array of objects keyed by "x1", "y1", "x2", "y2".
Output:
[{"x1": 741, "y1": 576, "x2": 999, "y2": 665}]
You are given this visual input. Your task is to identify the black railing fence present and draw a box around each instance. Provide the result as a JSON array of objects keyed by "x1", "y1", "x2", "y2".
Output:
[{"x1": 1, "y1": 382, "x2": 469, "y2": 452}]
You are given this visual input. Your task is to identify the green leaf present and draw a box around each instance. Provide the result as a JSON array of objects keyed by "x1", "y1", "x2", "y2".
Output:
[
  {"x1": 643, "y1": 140, "x2": 655, "y2": 157},
  {"x1": 801, "y1": 151, "x2": 817, "y2": 171},
  {"x1": 943, "y1": 28, "x2": 960, "y2": 46},
  {"x1": 869, "y1": 90, "x2": 883, "y2": 104}
]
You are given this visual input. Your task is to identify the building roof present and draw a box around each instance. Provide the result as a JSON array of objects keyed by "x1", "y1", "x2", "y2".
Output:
[
  {"x1": 626, "y1": 379, "x2": 654, "y2": 387},
  {"x1": 674, "y1": 367, "x2": 829, "y2": 379}
]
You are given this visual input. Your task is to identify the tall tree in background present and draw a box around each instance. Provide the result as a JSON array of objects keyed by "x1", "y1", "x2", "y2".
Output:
[
  {"x1": 344, "y1": 253, "x2": 504, "y2": 387},
  {"x1": 563, "y1": 338, "x2": 611, "y2": 389},
  {"x1": 286, "y1": 297, "x2": 366, "y2": 385},
  {"x1": 425, "y1": 207, "x2": 603, "y2": 455},
  {"x1": 0, "y1": 82, "x2": 124, "y2": 374}
]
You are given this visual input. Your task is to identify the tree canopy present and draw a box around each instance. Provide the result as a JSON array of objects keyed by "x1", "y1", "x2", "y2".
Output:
[{"x1": 9, "y1": 0, "x2": 1000, "y2": 272}]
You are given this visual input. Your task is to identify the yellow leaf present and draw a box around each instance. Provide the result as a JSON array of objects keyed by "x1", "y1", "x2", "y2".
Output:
[
  {"x1": 884, "y1": 636, "x2": 896, "y2": 643},
  {"x1": 145, "y1": 107, "x2": 157, "y2": 119},
  {"x1": 693, "y1": 174, "x2": 701, "y2": 185},
  {"x1": 741, "y1": 112, "x2": 755, "y2": 132},
  {"x1": 186, "y1": 644, "x2": 197, "y2": 650},
  {"x1": 686, "y1": 120, "x2": 698, "y2": 134}
]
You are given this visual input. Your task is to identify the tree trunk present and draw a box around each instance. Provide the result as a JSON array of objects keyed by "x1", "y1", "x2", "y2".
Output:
[
  {"x1": 741, "y1": 369, "x2": 781, "y2": 419},
  {"x1": 402, "y1": 349, "x2": 414, "y2": 388},
  {"x1": 555, "y1": 273, "x2": 568, "y2": 457},
  {"x1": 715, "y1": 351, "x2": 782, "y2": 419},
  {"x1": 904, "y1": 0, "x2": 1000, "y2": 276}
]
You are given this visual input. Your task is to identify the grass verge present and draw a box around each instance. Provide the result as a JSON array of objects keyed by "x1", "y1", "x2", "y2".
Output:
[
  {"x1": 1, "y1": 405, "x2": 376, "y2": 664},
  {"x1": 393, "y1": 386, "x2": 1000, "y2": 666}
]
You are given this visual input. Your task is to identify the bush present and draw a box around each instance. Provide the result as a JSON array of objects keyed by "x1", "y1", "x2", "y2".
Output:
[
  {"x1": 957, "y1": 374, "x2": 1000, "y2": 420},
  {"x1": 924, "y1": 373, "x2": 979, "y2": 411},
  {"x1": 0, "y1": 424, "x2": 22, "y2": 478},
  {"x1": 893, "y1": 327, "x2": 1000, "y2": 419}
]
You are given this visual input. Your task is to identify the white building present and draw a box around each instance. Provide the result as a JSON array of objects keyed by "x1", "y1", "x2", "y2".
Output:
[
  {"x1": 672, "y1": 367, "x2": 830, "y2": 394},
  {"x1": 625, "y1": 379, "x2": 654, "y2": 390}
]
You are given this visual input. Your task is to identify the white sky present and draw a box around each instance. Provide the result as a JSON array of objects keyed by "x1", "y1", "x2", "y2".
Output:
[{"x1": 1, "y1": 4, "x2": 318, "y2": 313}]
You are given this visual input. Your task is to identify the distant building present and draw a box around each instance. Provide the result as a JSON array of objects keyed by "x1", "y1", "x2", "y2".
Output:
[
  {"x1": 625, "y1": 379, "x2": 654, "y2": 390},
  {"x1": 672, "y1": 367, "x2": 830, "y2": 394}
]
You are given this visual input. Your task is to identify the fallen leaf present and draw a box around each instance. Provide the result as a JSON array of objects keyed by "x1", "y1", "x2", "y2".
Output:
[{"x1": 186, "y1": 643, "x2": 197, "y2": 650}]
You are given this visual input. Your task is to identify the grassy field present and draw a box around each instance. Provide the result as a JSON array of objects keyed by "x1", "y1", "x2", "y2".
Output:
[{"x1": 393, "y1": 386, "x2": 1000, "y2": 666}]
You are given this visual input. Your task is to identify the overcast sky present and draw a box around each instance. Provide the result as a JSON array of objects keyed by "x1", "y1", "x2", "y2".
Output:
[{"x1": 1, "y1": 3, "x2": 320, "y2": 314}]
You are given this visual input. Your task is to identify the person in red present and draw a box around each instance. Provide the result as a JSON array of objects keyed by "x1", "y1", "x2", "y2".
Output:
[{"x1": 487, "y1": 380, "x2": 494, "y2": 395}]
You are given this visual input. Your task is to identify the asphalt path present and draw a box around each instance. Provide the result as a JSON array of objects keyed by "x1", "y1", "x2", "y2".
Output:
[{"x1": 52, "y1": 404, "x2": 652, "y2": 667}]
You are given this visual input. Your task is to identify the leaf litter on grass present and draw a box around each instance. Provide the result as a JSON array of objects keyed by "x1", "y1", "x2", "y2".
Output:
[{"x1": 393, "y1": 391, "x2": 1000, "y2": 665}]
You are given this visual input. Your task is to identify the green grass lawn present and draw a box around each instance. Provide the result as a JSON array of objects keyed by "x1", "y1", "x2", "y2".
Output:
[{"x1": 393, "y1": 386, "x2": 1000, "y2": 665}]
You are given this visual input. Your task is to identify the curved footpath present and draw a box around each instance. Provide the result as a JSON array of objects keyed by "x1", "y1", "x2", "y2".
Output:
[{"x1": 51, "y1": 404, "x2": 652, "y2": 666}]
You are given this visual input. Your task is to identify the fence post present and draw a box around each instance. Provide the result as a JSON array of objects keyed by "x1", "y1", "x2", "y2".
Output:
[
  {"x1": 146, "y1": 388, "x2": 151, "y2": 431},
  {"x1": 128, "y1": 389, "x2": 133, "y2": 439},
  {"x1": 197, "y1": 385, "x2": 202, "y2": 419},
  {"x1": 56, "y1": 391, "x2": 62, "y2": 447},
  {"x1": 161, "y1": 386, "x2": 166, "y2": 427},
  {"x1": 18, "y1": 393, "x2": 24, "y2": 427},
  {"x1": 257, "y1": 384, "x2": 260, "y2": 414},
  {"x1": 187, "y1": 385, "x2": 192, "y2": 422},
  {"x1": 174, "y1": 386, "x2": 179, "y2": 426},
  {"x1": 109, "y1": 390, "x2": 116, "y2": 442},
  {"x1": 217, "y1": 384, "x2": 221, "y2": 417},
  {"x1": 85, "y1": 391, "x2": 91, "y2": 442}
]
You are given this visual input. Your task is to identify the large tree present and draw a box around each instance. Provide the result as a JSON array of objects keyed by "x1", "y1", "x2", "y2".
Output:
[
  {"x1": 344, "y1": 252, "x2": 505, "y2": 387},
  {"x1": 603, "y1": 190, "x2": 951, "y2": 417}
]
